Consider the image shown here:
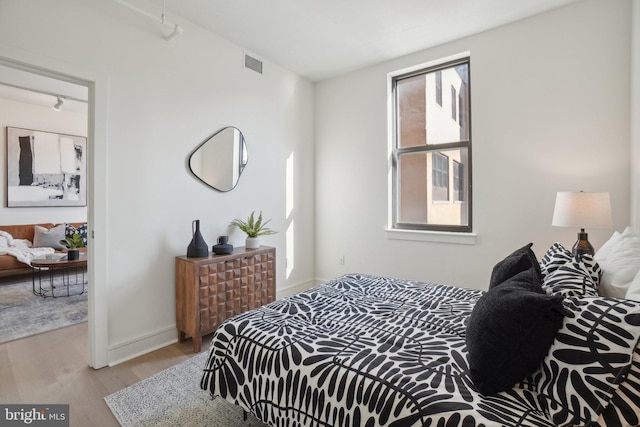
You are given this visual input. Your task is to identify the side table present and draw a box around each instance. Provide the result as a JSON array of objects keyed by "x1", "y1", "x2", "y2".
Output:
[
  {"x1": 175, "y1": 246, "x2": 276, "y2": 352},
  {"x1": 31, "y1": 253, "x2": 88, "y2": 298}
]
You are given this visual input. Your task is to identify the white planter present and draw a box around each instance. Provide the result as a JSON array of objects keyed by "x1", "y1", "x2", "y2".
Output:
[{"x1": 246, "y1": 237, "x2": 260, "y2": 249}]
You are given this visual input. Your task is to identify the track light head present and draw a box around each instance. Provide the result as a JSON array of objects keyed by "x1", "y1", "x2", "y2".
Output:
[{"x1": 53, "y1": 96, "x2": 64, "y2": 111}]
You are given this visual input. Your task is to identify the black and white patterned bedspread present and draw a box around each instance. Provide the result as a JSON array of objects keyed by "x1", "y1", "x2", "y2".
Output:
[{"x1": 200, "y1": 274, "x2": 640, "y2": 427}]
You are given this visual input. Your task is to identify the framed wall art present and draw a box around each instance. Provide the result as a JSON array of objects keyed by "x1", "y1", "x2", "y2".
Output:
[{"x1": 6, "y1": 127, "x2": 87, "y2": 207}]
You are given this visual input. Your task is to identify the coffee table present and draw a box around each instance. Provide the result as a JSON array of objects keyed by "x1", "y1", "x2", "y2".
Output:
[{"x1": 31, "y1": 253, "x2": 87, "y2": 298}]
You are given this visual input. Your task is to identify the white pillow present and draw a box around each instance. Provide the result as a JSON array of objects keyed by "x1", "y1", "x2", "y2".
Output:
[
  {"x1": 625, "y1": 270, "x2": 640, "y2": 301},
  {"x1": 33, "y1": 224, "x2": 66, "y2": 250},
  {"x1": 597, "y1": 227, "x2": 640, "y2": 298},
  {"x1": 594, "y1": 230, "x2": 621, "y2": 262}
]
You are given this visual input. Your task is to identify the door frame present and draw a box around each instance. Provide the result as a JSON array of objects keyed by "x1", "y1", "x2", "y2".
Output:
[{"x1": 0, "y1": 43, "x2": 109, "y2": 368}]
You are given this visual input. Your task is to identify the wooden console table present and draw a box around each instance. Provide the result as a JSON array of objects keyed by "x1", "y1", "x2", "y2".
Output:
[{"x1": 175, "y1": 246, "x2": 276, "y2": 352}]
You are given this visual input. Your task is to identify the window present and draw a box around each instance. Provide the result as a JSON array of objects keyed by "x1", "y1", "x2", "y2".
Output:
[
  {"x1": 458, "y1": 92, "x2": 464, "y2": 128},
  {"x1": 451, "y1": 86, "x2": 457, "y2": 121},
  {"x1": 432, "y1": 152, "x2": 449, "y2": 201},
  {"x1": 392, "y1": 57, "x2": 471, "y2": 232},
  {"x1": 453, "y1": 160, "x2": 464, "y2": 202},
  {"x1": 435, "y1": 71, "x2": 442, "y2": 106}
]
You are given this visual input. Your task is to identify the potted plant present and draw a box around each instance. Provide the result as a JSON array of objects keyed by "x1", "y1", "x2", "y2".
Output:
[
  {"x1": 59, "y1": 233, "x2": 84, "y2": 260},
  {"x1": 230, "y1": 211, "x2": 276, "y2": 249}
]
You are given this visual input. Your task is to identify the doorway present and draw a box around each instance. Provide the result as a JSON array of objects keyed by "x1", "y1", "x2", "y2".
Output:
[
  {"x1": 0, "y1": 77, "x2": 88, "y2": 343},
  {"x1": 0, "y1": 50, "x2": 108, "y2": 368}
]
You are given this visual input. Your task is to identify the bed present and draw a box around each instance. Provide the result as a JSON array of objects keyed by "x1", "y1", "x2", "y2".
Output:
[{"x1": 200, "y1": 242, "x2": 640, "y2": 427}]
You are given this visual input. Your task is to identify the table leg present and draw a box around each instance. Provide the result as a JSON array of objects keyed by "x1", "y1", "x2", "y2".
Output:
[
  {"x1": 51, "y1": 267, "x2": 58, "y2": 298},
  {"x1": 51, "y1": 264, "x2": 87, "y2": 297},
  {"x1": 31, "y1": 261, "x2": 88, "y2": 298},
  {"x1": 32, "y1": 268, "x2": 39, "y2": 296},
  {"x1": 32, "y1": 267, "x2": 49, "y2": 298}
]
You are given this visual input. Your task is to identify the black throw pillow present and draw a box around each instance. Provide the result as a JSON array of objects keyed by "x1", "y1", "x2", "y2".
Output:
[
  {"x1": 466, "y1": 267, "x2": 565, "y2": 395},
  {"x1": 489, "y1": 243, "x2": 541, "y2": 290}
]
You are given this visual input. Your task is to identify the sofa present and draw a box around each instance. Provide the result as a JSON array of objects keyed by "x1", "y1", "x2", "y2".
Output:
[{"x1": 0, "y1": 222, "x2": 87, "y2": 277}]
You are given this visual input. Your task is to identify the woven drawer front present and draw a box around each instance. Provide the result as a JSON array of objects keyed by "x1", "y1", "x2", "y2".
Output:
[{"x1": 198, "y1": 252, "x2": 274, "y2": 331}]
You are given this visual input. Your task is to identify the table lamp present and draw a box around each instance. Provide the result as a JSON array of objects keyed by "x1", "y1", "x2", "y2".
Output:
[{"x1": 552, "y1": 191, "x2": 612, "y2": 257}]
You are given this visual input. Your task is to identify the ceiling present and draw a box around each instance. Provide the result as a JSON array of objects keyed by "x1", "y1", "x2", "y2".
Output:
[
  {"x1": 0, "y1": 0, "x2": 579, "y2": 110},
  {"x1": 0, "y1": 64, "x2": 88, "y2": 114},
  {"x1": 151, "y1": 0, "x2": 580, "y2": 81}
]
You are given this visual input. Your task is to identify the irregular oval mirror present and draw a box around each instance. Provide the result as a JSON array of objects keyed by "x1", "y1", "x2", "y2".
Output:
[{"x1": 188, "y1": 127, "x2": 248, "y2": 192}]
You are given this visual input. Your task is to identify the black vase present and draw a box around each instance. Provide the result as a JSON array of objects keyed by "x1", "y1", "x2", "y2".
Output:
[
  {"x1": 187, "y1": 219, "x2": 209, "y2": 258},
  {"x1": 213, "y1": 235, "x2": 233, "y2": 255}
]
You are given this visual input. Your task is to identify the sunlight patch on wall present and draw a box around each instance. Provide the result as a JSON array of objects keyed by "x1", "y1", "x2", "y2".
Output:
[
  {"x1": 286, "y1": 153, "x2": 294, "y2": 217},
  {"x1": 286, "y1": 152, "x2": 295, "y2": 278},
  {"x1": 286, "y1": 220, "x2": 294, "y2": 278}
]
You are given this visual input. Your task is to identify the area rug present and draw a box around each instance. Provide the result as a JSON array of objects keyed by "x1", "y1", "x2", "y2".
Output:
[
  {"x1": 0, "y1": 275, "x2": 87, "y2": 344},
  {"x1": 105, "y1": 352, "x2": 267, "y2": 426}
]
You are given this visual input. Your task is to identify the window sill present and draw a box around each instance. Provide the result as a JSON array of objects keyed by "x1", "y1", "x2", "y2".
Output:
[{"x1": 385, "y1": 228, "x2": 477, "y2": 245}]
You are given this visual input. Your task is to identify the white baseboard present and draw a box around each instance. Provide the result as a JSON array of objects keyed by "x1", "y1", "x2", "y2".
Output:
[
  {"x1": 107, "y1": 279, "x2": 324, "y2": 366},
  {"x1": 107, "y1": 325, "x2": 178, "y2": 366},
  {"x1": 276, "y1": 279, "x2": 320, "y2": 299}
]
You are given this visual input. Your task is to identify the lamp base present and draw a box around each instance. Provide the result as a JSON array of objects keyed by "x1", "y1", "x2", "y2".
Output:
[{"x1": 572, "y1": 229, "x2": 594, "y2": 257}]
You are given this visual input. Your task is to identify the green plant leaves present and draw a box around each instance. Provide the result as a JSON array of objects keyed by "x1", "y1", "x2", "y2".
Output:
[{"x1": 229, "y1": 211, "x2": 277, "y2": 238}]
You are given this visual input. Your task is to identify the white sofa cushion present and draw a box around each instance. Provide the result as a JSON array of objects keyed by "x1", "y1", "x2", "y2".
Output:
[{"x1": 32, "y1": 224, "x2": 66, "y2": 251}]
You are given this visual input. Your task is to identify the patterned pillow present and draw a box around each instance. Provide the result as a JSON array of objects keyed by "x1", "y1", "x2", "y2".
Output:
[
  {"x1": 528, "y1": 297, "x2": 640, "y2": 426},
  {"x1": 594, "y1": 343, "x2": 640, "y2": 426},
  {"x1": 578, "y1": 253, "x2": 601, "y2": 285},
  {"x1": 542, "y1": 255, "x2": 601, "y2": 298},
  {"x1": 540, "y1": 243, "x2": 601, "y2": 297},
  {"x1": 540, "y1": 243, "x2": 572, "y2": 278},
  {"x1": 65, "y1": 223, "x2": 88, "y2": 247}
]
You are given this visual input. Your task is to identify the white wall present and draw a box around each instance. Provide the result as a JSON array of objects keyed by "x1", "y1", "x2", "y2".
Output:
[
  {"x1": 632, "y1": 0, "x2": 640, "y2": 230},
  {"x1": 0, "y1": 98, "x2": 88, "y2": 224},
  {"x1": 315, "y1": 0, "x2": 632, "y2": 289},
  {"x1": 0, "y1": 0, "x2": 315, "y2": 364}
]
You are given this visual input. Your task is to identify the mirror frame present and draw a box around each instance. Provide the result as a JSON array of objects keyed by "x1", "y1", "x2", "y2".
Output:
[{"x1": 187, "y1": 126, "x2": 248, "y2": 192}]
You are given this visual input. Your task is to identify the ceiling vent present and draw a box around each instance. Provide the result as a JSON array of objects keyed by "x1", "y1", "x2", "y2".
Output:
[{"x1": 244, "y1": 54, "x2": 263, "y2": 74}]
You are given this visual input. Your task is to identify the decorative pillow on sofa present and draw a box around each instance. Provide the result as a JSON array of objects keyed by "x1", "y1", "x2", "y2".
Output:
[
  {"x1": 33, "y1": 224, "x2": 66, "y2": 250},
  {"x1": 489, "y1": 243, "x2": 541, "y2": 290},
  {"x1": 528, "y1": 296, "x2": 640, "y2": 426},
  {"x1": 467, "y1": 263, "x2": 565, "y2": 395},
  {"x1": 65, "y1": 223, "x2": 88, "y2": 247},
  {"x1": 595, "y1": 227, "x2": 640, "y2": 298}
]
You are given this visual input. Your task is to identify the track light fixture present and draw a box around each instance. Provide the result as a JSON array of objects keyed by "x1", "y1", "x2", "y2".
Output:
[
  {"x1": 113, "y1": 0, "x2": 184, "y2": 42},
  {"x1": 53, "y1": 96, "x2": 65, "y2": 111}
]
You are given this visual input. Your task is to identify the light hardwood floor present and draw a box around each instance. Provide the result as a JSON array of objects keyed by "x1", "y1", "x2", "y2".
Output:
[{"x1": 0, "y1": 322, "x2": 210, "y2": 426}]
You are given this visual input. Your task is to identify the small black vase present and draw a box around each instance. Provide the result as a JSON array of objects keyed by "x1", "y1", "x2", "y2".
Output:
[
  {"x1": 187, "y1": 220, "x2": 209, "y2": 258},
  {"x1": 213, "y1": 235, "x2": 233, "y2": 255}
]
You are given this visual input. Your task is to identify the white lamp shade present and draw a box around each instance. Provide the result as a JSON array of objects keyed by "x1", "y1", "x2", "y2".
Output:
[{"x1": 552, "y1": 191, "x2": 612, "y2": 229}]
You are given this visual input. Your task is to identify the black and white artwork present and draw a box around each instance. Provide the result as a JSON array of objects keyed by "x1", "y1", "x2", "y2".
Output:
[{"x1": 6, "y1": 127, "x2": 87, "y2": 207}]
